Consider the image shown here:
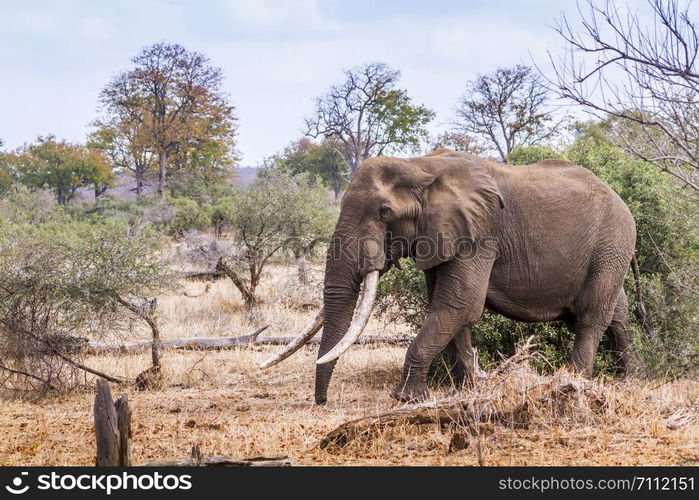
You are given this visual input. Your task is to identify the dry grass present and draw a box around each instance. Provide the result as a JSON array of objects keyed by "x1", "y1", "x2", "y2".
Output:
[{"x1": 0, "y1": 261, "x2": 697, "y2": 466}]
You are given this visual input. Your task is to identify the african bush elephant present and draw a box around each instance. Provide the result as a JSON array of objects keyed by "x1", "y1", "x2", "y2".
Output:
[{"x1": 262, "y1": 149, "x2": 641, "y2": 404}]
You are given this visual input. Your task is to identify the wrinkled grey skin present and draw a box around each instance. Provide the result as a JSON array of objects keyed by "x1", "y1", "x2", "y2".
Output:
[{"x1": 315, "y1": 150, "x2": 639, "y2": 404}]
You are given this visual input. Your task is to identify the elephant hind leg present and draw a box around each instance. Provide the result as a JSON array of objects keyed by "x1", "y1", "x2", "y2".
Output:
[
  {"x1": 570, "y1": 321, "x2": 608, "y2": 377},
  {"x1": 442, "y1": 327, "x2": 476, "y2": 390},
  {"x1": 569, "y1": 291, "x2": 620, "y2": 377},
  {"x1": 605, "y1": 289, "x2": 641, "y2": 375}
]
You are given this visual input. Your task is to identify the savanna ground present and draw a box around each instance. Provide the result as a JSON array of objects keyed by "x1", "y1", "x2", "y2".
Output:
[{"x1": 0, "y1": 260, "x2": 697, "y2": 466}]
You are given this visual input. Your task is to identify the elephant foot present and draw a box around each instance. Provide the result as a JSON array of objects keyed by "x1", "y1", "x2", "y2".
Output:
[{"x1": 390, "y1": 382, "x2": 428, "y2": 403}]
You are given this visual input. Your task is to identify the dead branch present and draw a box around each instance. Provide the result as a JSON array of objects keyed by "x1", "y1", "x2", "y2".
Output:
[
  {"x1": 0, "y1": 363, "x2": 58, "y2": 391},
  {"x1": 489, "y1": 336, "x2": 541, "y2": 378},
  {"x1": 320, "y1": 339, "x2": 596, "y2": 450},
  {"x1": 320, "y1": 395, "x2": 529, "y2": 450},
  {"x1": 54, "y1": 351, "x2": 128, "y2": 385}
]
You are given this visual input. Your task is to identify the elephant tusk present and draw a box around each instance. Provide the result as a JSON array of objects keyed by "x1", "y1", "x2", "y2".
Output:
[
  {"x1": 259, "y1": 307, "x2": 325, "y2": 369},
  {"x1": 316, "y1": 271, "x2": 379, "y2": 365}
]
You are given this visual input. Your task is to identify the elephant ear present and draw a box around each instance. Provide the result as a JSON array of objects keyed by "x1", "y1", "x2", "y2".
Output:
[{"x1": 415, "y1": 162, "x2": 504, "y2": 270}]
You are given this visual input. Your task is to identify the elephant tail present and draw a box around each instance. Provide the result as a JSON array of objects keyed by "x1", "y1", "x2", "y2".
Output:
[{"x1": 631, "y1": 254, "x2": 647, "y2": 326}]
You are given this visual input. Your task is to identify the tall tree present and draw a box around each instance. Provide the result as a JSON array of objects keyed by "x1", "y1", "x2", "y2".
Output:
[
  {"x1": 99, "y1": 42, "x2": 237, "y2": 198},
  {"x1": 167, "y1": 117, "x2": 239, "y2": 198},
  {"x1": 305, "y1": 62, "x2": 434, "y2": 175},
  {"x1": 548, "y1": 0, "x2": 699, "y2": 192},
  {"x1": 454, "y1": 65, "x2": 559, "y2": 162},
  {"x1": 14, "y1": 136, "x2": 113, "y2": 205},
  {"x1": 271, "y1": 138, "x2": 348, "y2": 199}
]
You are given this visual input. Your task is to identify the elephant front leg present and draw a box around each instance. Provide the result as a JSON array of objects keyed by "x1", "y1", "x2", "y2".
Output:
[
  {"x1": 392, "y1": 258, "x2": 492, "y2": 402},
  {"x1": 391, "y1": 308, "x2": 473, "y2": 402}
]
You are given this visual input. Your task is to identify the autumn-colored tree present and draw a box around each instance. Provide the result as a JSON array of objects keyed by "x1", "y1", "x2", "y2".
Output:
[
  {"x1": 99, "y1": 42, "x2": 237, "y2": 198},
  {"x1": 306, "y1": 62, "x2": 434, "y2": 175},
  {"x1": 88, "y1": 117, "x2": 155, "y2": 198},
  {"x1": 0, "y1": 166, "x2": 11, "y2": 196},
  {"x1": 454, "y1": 65, "x2": 560, "y2": 162},
  {"x1": 14, "y1": 136, "x2": 113, "y2": 205},
  {"x1": 167, "y1": 124, "x2": 238, "y2": 198}
]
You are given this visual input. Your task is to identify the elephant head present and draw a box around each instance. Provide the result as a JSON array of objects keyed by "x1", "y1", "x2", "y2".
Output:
[{"x1": 260, "y1": 150, "x2": 504, "y2": 404}]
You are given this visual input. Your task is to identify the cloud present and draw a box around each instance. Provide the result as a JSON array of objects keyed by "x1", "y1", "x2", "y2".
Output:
[{"x1": 0, "y1": 0, "x2": 603, "y2": 165}]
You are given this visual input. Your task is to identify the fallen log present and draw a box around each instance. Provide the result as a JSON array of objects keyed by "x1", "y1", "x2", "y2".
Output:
[
  {"x1": 142, "y1": 455, "x2": 294, "y2": 467},
  {"x1": 87, "y1": 331, "x2": 411, "y2": 355},
  {"x1": 182, "y1": 269, "x2": 225, "y2": 282},
  {"x1": 87, "y1": 326, "x2": 270, "y2": 354},
  {"x1": 320, "y1": 377, "x2": 606, "y2": 450},
  {"x1": 319, "y1": 337, "x2": 552, "y2": 450},
  {"x1": 319, "y1": 396, "x2": 528, "y2": 450},
  {"x1": 252, "y1": 334, "x2": 412, "y2": 346}
]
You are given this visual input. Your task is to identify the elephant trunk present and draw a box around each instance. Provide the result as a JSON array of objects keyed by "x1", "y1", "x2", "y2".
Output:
[
  {"x1": 314, "y1": 279, "x2": 361, "y2": 404},
  {"x1": 313, "y1": 233, "x2": 365, "y2": 405}
]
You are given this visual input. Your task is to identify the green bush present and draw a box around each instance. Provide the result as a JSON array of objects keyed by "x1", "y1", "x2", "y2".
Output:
[
  {"x1": 166, "y1": 197, "x2": 212, "y2": 237},
  {"x1": 565, "y1": 122, "x2": 698, "y2": 377},
  {"x1": 0, "y1": 218, "x2": 171, "y2": 392},
  {"x1": 507, "y1": 144, "x2": 559, "y2": 165}
]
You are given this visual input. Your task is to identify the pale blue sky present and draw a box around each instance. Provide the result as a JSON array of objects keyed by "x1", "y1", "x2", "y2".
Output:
[{"x1": 0, "y1": 0, "x2": 646, "y2": 165}]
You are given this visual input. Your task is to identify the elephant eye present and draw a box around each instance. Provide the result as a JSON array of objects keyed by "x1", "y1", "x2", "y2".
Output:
[{"x1": 379, "y1": 206, "x2": 392, "y2": 220}]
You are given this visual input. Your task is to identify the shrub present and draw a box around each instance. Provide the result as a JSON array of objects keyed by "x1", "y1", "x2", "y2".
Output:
[
  {"x1": 507, "y1": 145, "x2": 560, "y2": 165},
  {"x1": 166, "y1": 197, "x2": 212, "y2": 238},
  {"x1": 0, "y1": 219, "x2": 172, "y2": 393},
  {"x1": 218, "y1": 171, "x2": 336, "y2": 307}
]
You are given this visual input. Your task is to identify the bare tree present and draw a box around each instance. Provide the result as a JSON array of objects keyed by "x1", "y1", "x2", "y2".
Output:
[
  {"x1": 305, "y1": 62, "x2": 434, "y2": 175},
  {"x1": 548, "y1": 0, "x2": 699, "y2": 191},
  {"x1": 454, "y1": 65, "x2": 559, "y2": 162}
]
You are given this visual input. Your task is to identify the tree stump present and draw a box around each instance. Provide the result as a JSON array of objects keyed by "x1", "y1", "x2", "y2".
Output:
[{"x1": 94, "y1": 379, "x2": 131, "y2": 466}]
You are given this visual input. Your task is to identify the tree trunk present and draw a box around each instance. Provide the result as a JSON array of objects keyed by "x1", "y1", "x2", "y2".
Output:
[
  {"x1": 158, "y1": 149, "x2": 167, "y2": 199},
  {"x1": 94, "y1": 379, "x2": 132, "y2": 466},
  {"x1": 135, "y1": 170, "x2": 143, "y2": 198},
  {"x1": 216, "y1": 258, "x2": 258, "y2": 308},
  {"x1": 115, "y1": 296, "x2": 161, "y2": 369},
  {"x1": 349, "y1": 156, "x2": 359, "y2": 177},
  {"x1": 297, "y1": 253, "x2": 308, "y2": 284},
  {"x1": 150, "y1": 320, "x2": 161, "y2": 369}
]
